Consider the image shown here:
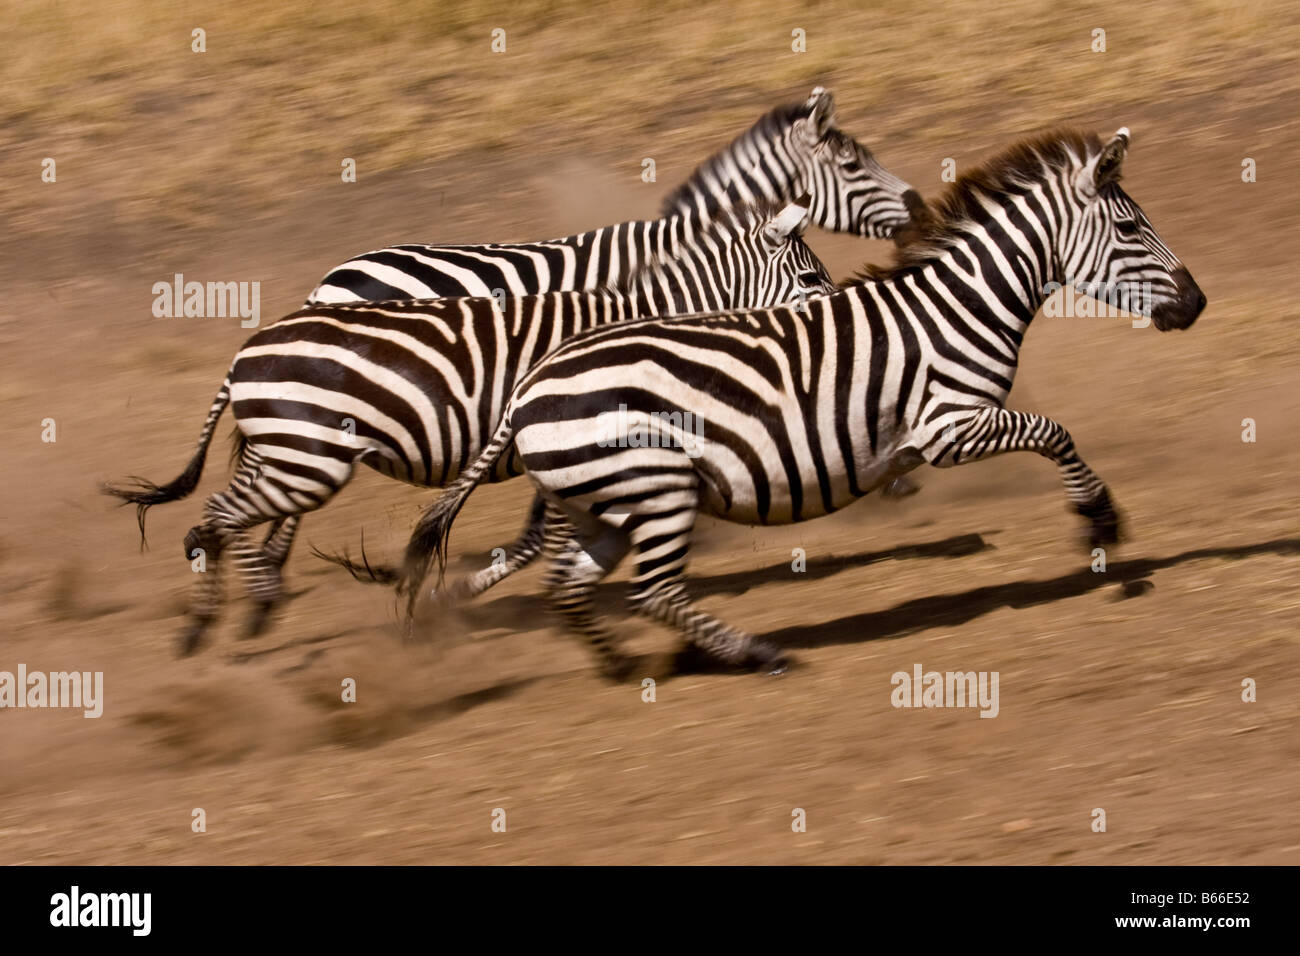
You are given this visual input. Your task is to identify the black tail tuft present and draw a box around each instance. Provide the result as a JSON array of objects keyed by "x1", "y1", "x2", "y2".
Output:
[
  {"x1": 102, "y1": 444, "x2": 209, "y2": 549},
  {"x1": 397, "y1": 489, "x2": 468, "y2": 620},
  {"x1": 393, "y1": 412, "x2": 516, "y2": 626},
  {"x1": 310, "y1": 531, "x2": 400, "y2": 585}
]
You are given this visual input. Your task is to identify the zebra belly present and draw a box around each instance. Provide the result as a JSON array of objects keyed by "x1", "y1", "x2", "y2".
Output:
[{"x1": 692, "y1": 434, "x2": 924, "y2": 525}]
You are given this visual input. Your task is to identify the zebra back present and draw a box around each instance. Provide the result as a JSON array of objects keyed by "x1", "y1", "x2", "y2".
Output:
[
  {"x1": 305, "y1": 88, "x2": 914, "y2": 305},
  {"x1": 484, "y1": 127, "x2": 1206, "y2": 522},
  {"x1": 229, "y1": 197, "x2": 836, "y2": 490}
]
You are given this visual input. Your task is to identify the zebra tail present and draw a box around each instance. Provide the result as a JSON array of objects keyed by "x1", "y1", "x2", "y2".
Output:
[
  {"x1": 101, "y1": 369, "x2": 234, "y2": 548},
  {"x1": 309, "y1": 529, "x2": 402, "y2": 586},
  {"x1": 397, "y1": 414, "x2": 518, "y2": 618}
]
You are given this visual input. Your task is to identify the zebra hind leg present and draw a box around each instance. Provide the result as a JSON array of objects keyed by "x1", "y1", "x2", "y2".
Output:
[
  {"x1": 262, "y1": 514, "x2": 301, "y2": 570},
  {"x1": 446, "y1": 494, "x2": 548, "y2": 603},
  {"x1": 177, "y1": 522, "x2": 225, "y2": 656},
  {"x1": 177, "y1": 452, "x2": 314, "y2": 652},
  {"x1": 240, "y1": 515, "x2": 301, "y2": 638},
  {"x1": 177, "y1": 513, "x2": 279, "y2": 651},
  {"x1": 622, "y1": 496, "x2": 788, "y2": 674},
  {"x1": 539, "y1": 506, "x2": 635, "y2": 681},
  {"x1": 630, "y1": 577, "x2": 789, "y2": 675}
]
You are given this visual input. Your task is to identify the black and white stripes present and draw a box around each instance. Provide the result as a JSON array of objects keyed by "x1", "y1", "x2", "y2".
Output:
[
  {"x1": 399, "y1": 127, "x2": 1206, "y2": 678},
  {"x1": 105, "y1": 198, "x2": 837, "y2": 653},
  {"x1": 306, "y1": 87, "x2": 919, "y2": 304}
]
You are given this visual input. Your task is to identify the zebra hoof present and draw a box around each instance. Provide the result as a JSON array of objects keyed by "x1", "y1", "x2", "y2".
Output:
[
  {"x1": 880, "y1": 476, "x2": 921, "y2": 499},
  {"x1": 746, "y1": 640, "x2": 789, "y2": 674},
  {"x1": 1087, "y1": 518, "x2": 1121, "y2": 549},
  {"x1": 429, "y1": 580, "x2": 470, "y2": 609},
  {"x1": 175, "y1": 624, "x2": 207, "y2": 658},
  {"x1": 241, "y1": 602, "x2": 275, "y2": 640},
  {"x1": 1082, "y1": 507, "x2": 1122, "y2": 549},
  {"x1": 1076, "y1": 492, "x2": 1122, "y2": 549},
  {"x1": 597, "y1": 655, "x2": 637, "y2": 683}
]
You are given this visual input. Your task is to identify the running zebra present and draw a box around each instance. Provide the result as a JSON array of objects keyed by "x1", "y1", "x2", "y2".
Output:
[
  {"x1": 305, "y1": 87, "x2": 921, "y2": 304},
  {"x1": 398, "y1": 127, "x2": 1206, "y2": 679},
  {"x1": 104, "y1": 199, "x2": 837, "y2": 654}
]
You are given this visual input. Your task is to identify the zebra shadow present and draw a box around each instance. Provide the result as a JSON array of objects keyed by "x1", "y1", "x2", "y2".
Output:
[
  {"x1": 760, "y1": 536, "x2": 1300, "y2": 650},
  {"x1": 453, "y1": 531, "x2": 994, "y2": 634}
]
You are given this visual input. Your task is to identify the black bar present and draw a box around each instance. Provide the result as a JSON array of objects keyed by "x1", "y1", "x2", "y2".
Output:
[{"x1": 0, "y1": 865, "x2": 1277, "y2": 941}]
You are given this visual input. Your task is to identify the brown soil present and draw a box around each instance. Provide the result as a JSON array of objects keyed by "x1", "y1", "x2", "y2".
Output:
[{"x1": 1, "y1": 75, "x2": 1296, "y2": 863}]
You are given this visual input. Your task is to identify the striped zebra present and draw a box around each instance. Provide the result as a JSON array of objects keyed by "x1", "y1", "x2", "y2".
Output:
[
  {"x1": 305, "y1": 87, "x2": 921, "y2": 304},
  {"x1": 104, "y1": 198, "x2": 838, "y2": 654},
  {"x1": 397, "y1": 127, "x2": 1206, "y2": 679}
]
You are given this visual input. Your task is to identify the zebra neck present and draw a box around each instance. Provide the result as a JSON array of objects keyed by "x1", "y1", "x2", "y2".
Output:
[
  {"x1": 658, "y1": 212, "x2": 694, "y2": 257},
  {"x1": 624, "y1": 214, "x2": 694, "y2": 279},
  {"x1": 665, "y1": 183, "x2": 787, "y2": 238},
  {"x1": 621, "y1": 258, "x2": 698, "y2": 318},
  {"x1": 927, "y1": 214, "x2": 1056, "y2": 347}
]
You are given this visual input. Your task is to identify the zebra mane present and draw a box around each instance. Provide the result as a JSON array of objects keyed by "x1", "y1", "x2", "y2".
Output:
[
  {"x1": 605, "y1": 198, "x2": 792, "y2": 292},
  {"x1": 855, "y1": 128, "x2": 1104, "y2": 281},
  {"x1": 658, "y1": 97, "x2": 817, "y2": 219}
]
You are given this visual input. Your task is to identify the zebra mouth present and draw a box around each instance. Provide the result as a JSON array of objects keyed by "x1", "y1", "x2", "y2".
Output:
[
  {"x1": 1151, "y1": 268, "x2": 1206, "y2": 331},
  {"x1": 887, "y1": 191, "x2": 932, "y2": 246},
  {"x1": 1151, "y1": 307, "x2": 1195, "y2": 331},
  {"x1": 902, "y1": 189, "x2": 928, "y2": 219}
]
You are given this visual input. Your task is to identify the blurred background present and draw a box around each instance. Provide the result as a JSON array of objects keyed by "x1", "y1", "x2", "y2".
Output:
[{"x1": 1, "y1": 0, "x2": 1297, "y2": 864}]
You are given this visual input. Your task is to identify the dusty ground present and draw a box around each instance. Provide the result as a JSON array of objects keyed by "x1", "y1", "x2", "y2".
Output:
[{"x1": 1, "y1": 4, "x2": 1298, "y2": 864}]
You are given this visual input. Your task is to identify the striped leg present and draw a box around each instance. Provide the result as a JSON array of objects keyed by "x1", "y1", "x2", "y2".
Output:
[
  {"x1": 538, "y1": 505, "x2": 635, "y2": 680},
  {"x1": 178, "y1": 520, "x2": 225, "y2": 657},
  {"x1": 927, "y1": 406, "x2": 1122, "y2": 547},
  {"x1": 229, "y1": 525, "x2": 284, "y2": 640},
  {"x1": 178, "y1": 448, "x2": 342, "y2": 654},
  {"x1": 446, "y1": 494, "x2": 548, "y2": 602},
  {"x1": 261, "y1": 514, "x2": 301, "y2": 570},
  {"x1": 622, "y1": 490, "x2": 788, "y2": 673}
]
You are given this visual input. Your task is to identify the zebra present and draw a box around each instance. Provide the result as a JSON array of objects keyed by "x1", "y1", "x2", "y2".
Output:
[
  {"x1": 396, "y1": 127, "x2": 1206, "y2": 679},
  {"x1": 287, "y1": 86, "x2": 922, "y2": 578},
  {"x1": 104, "y1": 198, "x2": 838, "y2": 654},
  {"x1": 305, "y1": 86, "x2": 922, "y2": 304}
]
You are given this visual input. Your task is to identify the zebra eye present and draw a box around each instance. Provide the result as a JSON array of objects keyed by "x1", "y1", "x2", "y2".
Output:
[
  {"x1": 799, "y1": 271, "x2": 824, "y2": 285},
  {"x1": 1115, "y1": 218, "x2": 1141, "y2": 238}
]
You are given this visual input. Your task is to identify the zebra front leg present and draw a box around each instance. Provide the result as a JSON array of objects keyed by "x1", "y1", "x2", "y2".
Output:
[
  {"x1": 444, "y1": 494, "x2": 548, "y2": 603},
  {"x1": 926, "y1": 406, "x2": 1122, "y2": 548}
]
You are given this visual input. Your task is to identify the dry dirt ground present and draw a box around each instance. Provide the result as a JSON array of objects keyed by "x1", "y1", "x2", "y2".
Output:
[{"x1": 1, "y1": 85, "x2": 1297, "y2": 861}]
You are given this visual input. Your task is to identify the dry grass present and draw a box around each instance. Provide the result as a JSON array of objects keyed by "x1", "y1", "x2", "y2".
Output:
[{"x1": 4, "y1": 0, "x2": 1298, "y2": 233}]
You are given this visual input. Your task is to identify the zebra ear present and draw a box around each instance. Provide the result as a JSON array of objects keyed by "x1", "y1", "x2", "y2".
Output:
[
  {"x1": 1093, "y1": 127, "x2": 1130, "y2": 188},
  {"x1": 764, "y1": 198, "x2": 812, "y2": 244},
  {"x1": 806, "y1": 86, "x2": 836, "y2": 139}
]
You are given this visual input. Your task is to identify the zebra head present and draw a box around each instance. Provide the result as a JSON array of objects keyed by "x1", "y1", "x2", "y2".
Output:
[
  {"x1": 660, "y1": 88, "x2": 920, "y2": 241},
  {"x1": 741, "y1": 195, "x2": 837, "y2": 304},
  {"x1": 1059, "y1": 128, "x2": 1206, "y2": 331},
  {"x1": 641, "y1": 197, "x2": 836, "y2": 313},
  {"x1": 791, "y1": 87, "x2": 923, "y2": 240}
]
